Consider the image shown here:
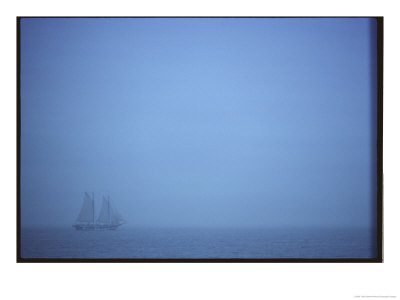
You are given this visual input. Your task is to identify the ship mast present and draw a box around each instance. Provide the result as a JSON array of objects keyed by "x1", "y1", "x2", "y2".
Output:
[
  {"x1": 92, "y1": 192, "x2": 95, "y2": 225},
  {"x1": 108, "y1": 195, "x2": 111, "y2": 224}
]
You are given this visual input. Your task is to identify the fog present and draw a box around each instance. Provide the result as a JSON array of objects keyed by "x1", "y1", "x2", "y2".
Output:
[{"x1": 20, "y1": 18, "x2": 377, "y2": 228}]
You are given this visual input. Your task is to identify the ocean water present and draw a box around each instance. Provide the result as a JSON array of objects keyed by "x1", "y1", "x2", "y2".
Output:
[{"x1": 20, "y1": 226, "x2": 377, "y2": 259}]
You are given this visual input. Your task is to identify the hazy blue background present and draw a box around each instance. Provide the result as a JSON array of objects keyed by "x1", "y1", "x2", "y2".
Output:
[{"x1": 20, "y1": 18, "x2": 377, "y2": 229}]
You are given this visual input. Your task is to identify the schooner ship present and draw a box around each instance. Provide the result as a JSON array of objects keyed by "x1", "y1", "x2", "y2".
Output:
[{"x1": 73, "y1": 192, "x2": 125, "y2": 230}]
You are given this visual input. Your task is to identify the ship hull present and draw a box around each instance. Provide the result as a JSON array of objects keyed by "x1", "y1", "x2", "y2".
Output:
[{"x1": 73, "y1": 223, "x2": 123, "y2": 231}]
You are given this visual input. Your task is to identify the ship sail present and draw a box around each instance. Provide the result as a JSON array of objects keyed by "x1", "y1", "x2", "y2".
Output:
[
  {"x1": 97, "y1": 197, "x2": 110, "y2": 224},
  {"x1": 76, "y1": 192, "x2": 94, "y2": 223},
  {"x1": 96, "y1": 196, "x2": 124, "y2": 225},
  {"x1": 109, "y1": 203, "x2": 124, "y2": 225}
]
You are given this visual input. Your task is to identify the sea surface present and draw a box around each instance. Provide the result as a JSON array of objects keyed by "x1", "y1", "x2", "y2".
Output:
[{"x1": 20, "y1": 226, "x2": 377, "y2": 259}]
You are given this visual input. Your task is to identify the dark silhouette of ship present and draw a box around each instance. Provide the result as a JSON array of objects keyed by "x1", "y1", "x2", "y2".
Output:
[{"x1": 73, "y1": 192, "x2": 125, "y2": 230}]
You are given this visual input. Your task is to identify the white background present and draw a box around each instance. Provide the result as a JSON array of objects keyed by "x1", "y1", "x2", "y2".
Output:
[{"x1": 1, "y1": 1, "x2": 398, "y2": 299}]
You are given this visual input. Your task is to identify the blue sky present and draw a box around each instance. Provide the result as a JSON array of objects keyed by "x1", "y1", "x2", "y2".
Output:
[{"x1": 20, "y1": 18, "x2": 377, "y2": 228}]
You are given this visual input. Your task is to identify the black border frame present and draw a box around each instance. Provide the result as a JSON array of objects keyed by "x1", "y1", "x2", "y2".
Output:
[{"x1": 16, "y1": 16, "x2": 384, "y2": 263}]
